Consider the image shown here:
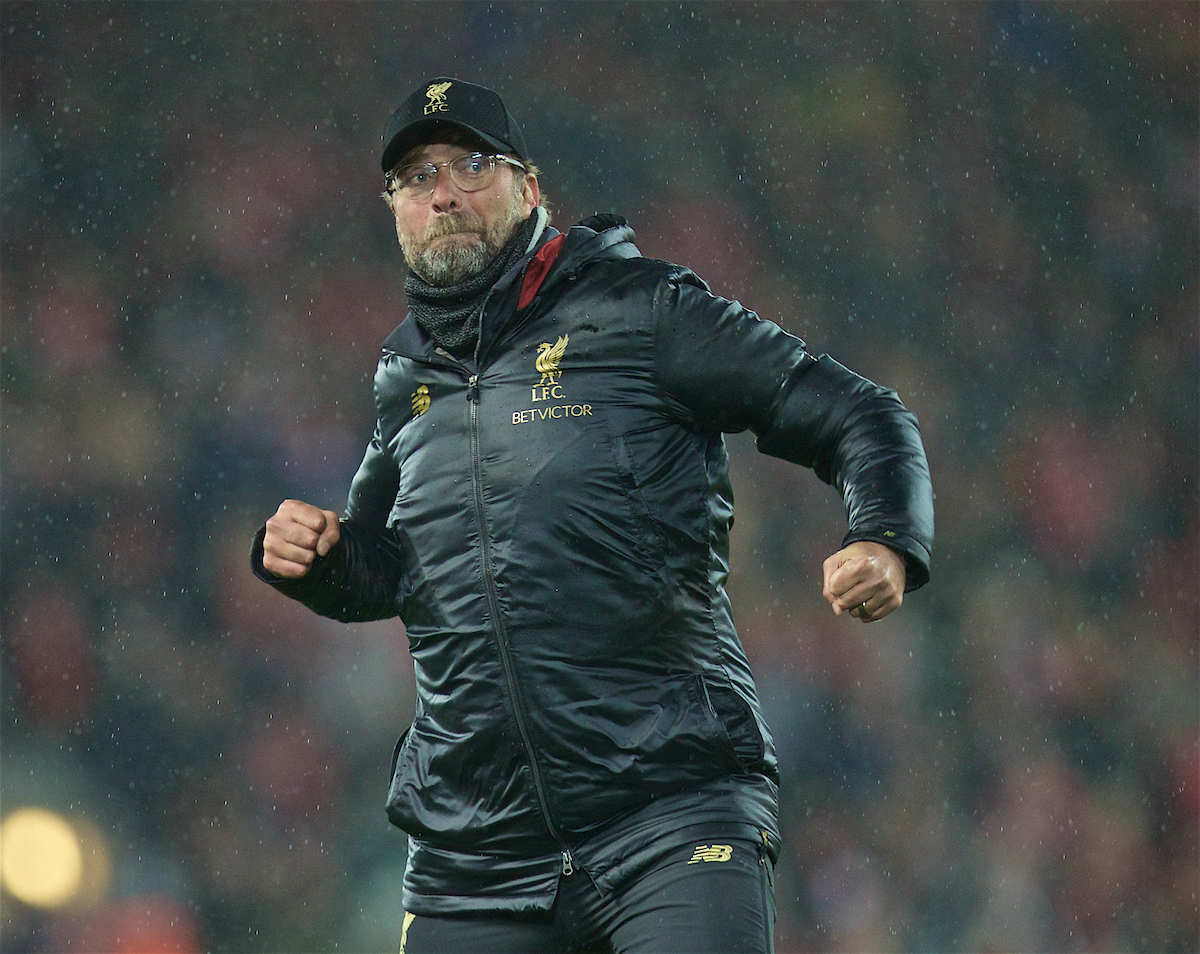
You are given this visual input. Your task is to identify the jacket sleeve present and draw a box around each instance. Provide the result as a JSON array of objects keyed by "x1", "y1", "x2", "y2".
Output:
[
  {"x1": 653, "y1": 278, "x2": 934, "y2": 590},
  {"x1": 249, "y1": 425, "x2": 405, "y2": 620}
]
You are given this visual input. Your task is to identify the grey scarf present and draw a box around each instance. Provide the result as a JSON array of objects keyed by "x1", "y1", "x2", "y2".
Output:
[{"x1": 404, "y1": 210, "x2": 544, "y2": 356}]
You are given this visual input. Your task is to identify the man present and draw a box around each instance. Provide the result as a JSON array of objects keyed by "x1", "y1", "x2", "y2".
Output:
[{"x1": 252, "y1": 77, "x2": 933, "y2": 953}]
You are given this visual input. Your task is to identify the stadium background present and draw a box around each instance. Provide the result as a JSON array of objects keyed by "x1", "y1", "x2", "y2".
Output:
[{"x1": 1, "y1": 3, "x2": 1195, "y2": 951}]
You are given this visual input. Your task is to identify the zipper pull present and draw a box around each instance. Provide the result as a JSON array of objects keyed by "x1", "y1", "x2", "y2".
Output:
[
  {"x1": 561, "y1": 850, "x2": 575, "y2": 876},
  {"x1": 466, "y1": 374, "x2": 479, "y2": 403}
]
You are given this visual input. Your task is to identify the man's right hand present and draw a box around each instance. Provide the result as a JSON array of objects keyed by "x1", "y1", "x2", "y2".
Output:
[{"x1": 262, "y1": 499, "x2": 342, "y2": 579}]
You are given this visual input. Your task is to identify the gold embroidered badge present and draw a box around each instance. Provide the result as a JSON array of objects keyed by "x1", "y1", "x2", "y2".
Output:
[
  {"x1": 424, "y1": 81, "x2": 451, "y2": 115},
  {"x1": 411, "y1": 384, "x2": 431, "y2": 416},
  {"x1": 535, "y1": 334, "x2": 569, "y2": 386},
  {"x1": 687, "y1": 844, "x2": 734, "y2": 864}
]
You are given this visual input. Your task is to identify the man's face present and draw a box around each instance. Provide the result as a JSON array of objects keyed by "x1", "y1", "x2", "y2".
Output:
[{"x1": 390, "y1": 142, "x2": 539, "y2": 287}]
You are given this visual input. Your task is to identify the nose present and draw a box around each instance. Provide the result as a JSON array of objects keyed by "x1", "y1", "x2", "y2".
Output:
[{"x1": 429, "y1": 166, "x2": 462, "y2": 213}]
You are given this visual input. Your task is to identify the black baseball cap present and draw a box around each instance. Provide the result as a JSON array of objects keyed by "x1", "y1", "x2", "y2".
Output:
[{"x1": 381, "y1": 77, "x2": 529, "y2": 173}]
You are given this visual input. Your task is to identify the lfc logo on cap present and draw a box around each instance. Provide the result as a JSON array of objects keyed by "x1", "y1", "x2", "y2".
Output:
[{"x1": 424, "y1": 81, "x2": 451, "y2": 115}]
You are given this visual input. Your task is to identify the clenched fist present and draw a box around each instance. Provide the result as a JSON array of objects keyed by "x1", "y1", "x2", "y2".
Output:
[
  {"x1": 822, "y1": 540, "x2": 906, "y2": 623},
  {"x1": 261, "y1": 499, "x2": 341, "y2": 579}
]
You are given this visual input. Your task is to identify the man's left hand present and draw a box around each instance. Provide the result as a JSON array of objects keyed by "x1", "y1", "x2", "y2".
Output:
[{"x1": 822, "y1": 541, "x2": 907, "y2": 623}]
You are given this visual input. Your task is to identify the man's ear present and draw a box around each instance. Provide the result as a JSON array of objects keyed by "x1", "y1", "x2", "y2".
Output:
[{"x1": 521, "y1": 174, "x2": 540, "y2": 216}]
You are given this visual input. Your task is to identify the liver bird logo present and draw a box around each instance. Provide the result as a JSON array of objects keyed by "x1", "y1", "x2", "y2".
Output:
[
  {"x1": 535, "y1": 334, "x2": 569, "y2": 386},
  {"x1": 424, "y1": 82, "x2": 452, "y2": 114},
  {"x1": 411, "y1": 384, "x2": 430, "y2": 416}
]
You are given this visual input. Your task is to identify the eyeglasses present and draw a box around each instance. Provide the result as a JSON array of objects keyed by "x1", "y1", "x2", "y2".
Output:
[{"x1": 385, "y1": 153, "x2": 527, "y2": 199}]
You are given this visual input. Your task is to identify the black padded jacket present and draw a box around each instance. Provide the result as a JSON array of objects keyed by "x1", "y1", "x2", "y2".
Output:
[{"x1": 252, "y1": 213, "x2": 934, "y2": 914}]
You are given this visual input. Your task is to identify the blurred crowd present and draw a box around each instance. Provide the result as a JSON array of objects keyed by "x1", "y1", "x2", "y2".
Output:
[{"x1": 2, "y1": 3, "x2": 1196, "y2": 952}]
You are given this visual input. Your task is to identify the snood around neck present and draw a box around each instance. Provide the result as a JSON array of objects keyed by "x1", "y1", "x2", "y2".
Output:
[{"x1": 403, "y1": 211, "x2": 543, "y2": 357}]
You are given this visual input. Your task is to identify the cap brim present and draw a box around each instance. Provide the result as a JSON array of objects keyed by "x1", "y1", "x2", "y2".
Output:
[{"x1": 381, "y1": 119, "x2": 514, "y2": 173}]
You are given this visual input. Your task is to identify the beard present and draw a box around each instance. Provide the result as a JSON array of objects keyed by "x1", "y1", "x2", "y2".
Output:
[{"x1": 401, "y1": 200, "x2": 525, "y2": 287}]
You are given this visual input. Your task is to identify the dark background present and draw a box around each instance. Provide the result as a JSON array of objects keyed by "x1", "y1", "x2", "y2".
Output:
[{"x1": 2, "y1": 3, "x2": 1196, "y2": 951}]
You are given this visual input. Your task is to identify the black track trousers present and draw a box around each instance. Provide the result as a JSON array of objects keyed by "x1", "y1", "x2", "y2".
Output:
[{"x1": 398, "y1": 833, "x2": 775, "y2": 954}]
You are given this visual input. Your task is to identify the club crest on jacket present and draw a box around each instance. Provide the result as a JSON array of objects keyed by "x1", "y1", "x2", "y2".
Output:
[{"x1": 536, "y1": 335, "x2": 568, "y2": 387}]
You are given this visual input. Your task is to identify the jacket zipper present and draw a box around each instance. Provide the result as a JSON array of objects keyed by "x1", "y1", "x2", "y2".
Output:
[{"x1": 466, "y1": 373, "x2": 576, "y2": 878}]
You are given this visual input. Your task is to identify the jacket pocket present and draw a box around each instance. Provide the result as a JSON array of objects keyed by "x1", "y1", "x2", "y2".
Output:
[
  {"x1": 389, "y1": 725, "x2": 413, "y2": 781},
  {"x1": 538, "y1": 669, "x2": 744, "y2": 833},
  {"x1": 700, "y1": 676, "x2": 766, "y2": 772},
  {"x1": 384, "y1": 717, "x2": 429, "y2": 834},
  {"x1": 611, "y1": 433, "x2": 670, "y2": 570}
]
